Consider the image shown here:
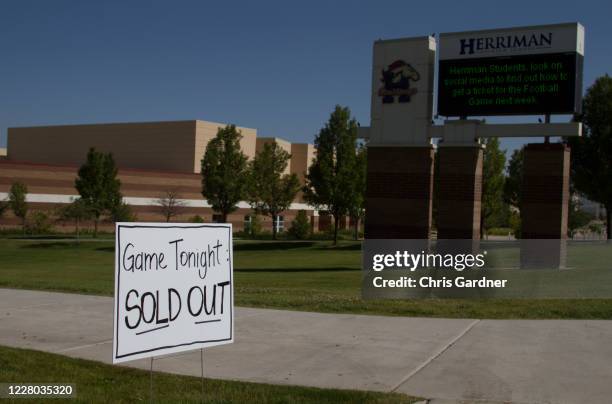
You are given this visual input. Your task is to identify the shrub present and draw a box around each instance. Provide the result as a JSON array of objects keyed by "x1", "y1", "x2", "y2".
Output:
[
  {"x1": 486, "y1": 227, "x2": 513, "y2": 236},
  {"x1": 588, "y1": 221, "x2": 604, "y2": 236},
  {"x1": 110, "y1": 202, "x2": 136, "y2": 222},
  {"x1": 189, "y1": 215, "x2": 205, "y2": 223},
  {"x1": 288, "y1": 211, "x2": 311, "y2": 240},
  {"x1": 26, "y1": 211, "x2": 53, "y2": 234}
]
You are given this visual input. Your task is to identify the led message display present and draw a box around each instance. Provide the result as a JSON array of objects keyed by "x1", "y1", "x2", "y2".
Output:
[{"x1": 437, "y1": 23, "x2": 584, "y2": 117}]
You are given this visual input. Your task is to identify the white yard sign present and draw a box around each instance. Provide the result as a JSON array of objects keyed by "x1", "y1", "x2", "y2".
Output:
[{"x1": 112, "y1": 223, "x2": 233, "y2": 364}]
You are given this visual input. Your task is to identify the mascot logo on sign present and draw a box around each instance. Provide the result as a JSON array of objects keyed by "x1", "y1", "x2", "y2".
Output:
[{"x1": 378, "y1": 60, "x2": 420, "y2": 104}]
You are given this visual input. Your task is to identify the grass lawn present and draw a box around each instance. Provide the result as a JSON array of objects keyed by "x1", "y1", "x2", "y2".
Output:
[
  {"x1": 0, "y1": 345, "x2": 418, "y2": 403},
  {"x1": 0, "y1": 238, "x2": 611, "y2": 319}
]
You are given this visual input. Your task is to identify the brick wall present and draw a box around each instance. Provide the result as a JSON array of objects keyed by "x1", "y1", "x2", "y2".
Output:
[
  {"x1": 521, "y1": 143, "x2": 570, "y2": 239},
  {"x1": 365, "y1": 146, "x2": 434, "y2": 238},
  {"x1": 0, "y1": 161, "x2": 313, "y2": 234}
]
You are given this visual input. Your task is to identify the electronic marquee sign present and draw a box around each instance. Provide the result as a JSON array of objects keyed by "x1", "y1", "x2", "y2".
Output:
[{"x1": 437, "y1": 23, "x2": 584, "y2": 117}]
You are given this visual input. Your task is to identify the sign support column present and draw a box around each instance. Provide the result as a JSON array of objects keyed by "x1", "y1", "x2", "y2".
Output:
[
  {"x1": 520, "y1": 143, "x2": 570, "y2": 268},
  {"x1": 365, "y1": 146, "x2": 434, "y2": 238},
  {"x1": 436, "y1": 120, "x2": 484, "y2": 240},
  {"x1": 363, "y1": 36, "x2": 437, "y2": 239}
]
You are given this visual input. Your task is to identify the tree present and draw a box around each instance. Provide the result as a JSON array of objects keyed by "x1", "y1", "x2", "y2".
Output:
[
  {"x1": 247, "y1": 142, "x2": 301, "y2": 240},
  {"x1": 8, "y1": 182, "x2": 28, "y2": 233},
  {"x1": 569, "y1": 75, "x2": 612, "y2": 239},
  {"x1": 58, "y1": 198, "x2": 95, "y2": 241},
  {"x1": 509, "y1": 211, "x2": 521, "y2": 239},
  {"x1": 348, "y1": 143, "x2": 367, "y2": 240},
  {"x1": 0, "y1": 200, "x2": 8, "y2": 218},
  {"x1": 155, "y1": 190, "x2": 186, "y2": 222},
  {"x1": 75, "y1": 148, "x2": 123, "y2": 237},
  {"x1": 568, "y1": 196, "x2": 594, "y2": 238},
  {"x1": 481, "y1": 137, "x2": 506, "y2": 236},
  {"x1": 503, "y1": 148, "x2": 524, "y2": 209},
  {"x1": 304, "y1": 105, "x2": 358, "y2": 245},
  {"x1": 201, "y1": 125, "x2": 248, "y2": 223},
  {"x1": 588, "y1": 221, "x2": 605, "y2": 238}
]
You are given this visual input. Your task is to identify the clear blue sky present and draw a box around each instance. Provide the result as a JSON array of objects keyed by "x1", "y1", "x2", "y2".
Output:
[{"x1": 1, "y1": 0, "x2": 610, "y2": 156}]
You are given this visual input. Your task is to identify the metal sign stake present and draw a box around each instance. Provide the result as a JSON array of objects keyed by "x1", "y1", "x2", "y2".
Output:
[
  {"x1": 149, "y1": 357, "x2": 154, "y2": 404},
  {"x1": 200, "y1": 349, "x2": 205, "y2": 403}
]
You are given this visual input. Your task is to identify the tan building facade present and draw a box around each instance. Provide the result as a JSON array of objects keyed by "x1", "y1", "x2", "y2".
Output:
[
  {"x1": 7, "y1": 120, "x2": 257, "y2": 174},
  {"x1": 255, "y1": 137, "x2": 293, "y2": 175},
  {"x1": 290, "y1": 143, "x2": 316, "y2": 202}
]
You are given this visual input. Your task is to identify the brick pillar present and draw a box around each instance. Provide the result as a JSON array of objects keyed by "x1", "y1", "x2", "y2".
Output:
[
  {"x1": 520, "y1": 143, "x2": 570, "y2": 268},
  {"x1": 437, "y1": 146, "x2": 483, "y2": 239},
  {"x1": 365, "y1": 146, "x2": 434, "y2": 239},
  {"x1": 521, "y1": 143, "x2": 570, "y2": 238}
]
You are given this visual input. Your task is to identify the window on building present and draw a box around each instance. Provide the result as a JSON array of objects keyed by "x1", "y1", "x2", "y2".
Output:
[
  {"x1": 273, "y1": 215, "x2": 284, "y2": 233},
  {"x1": 212, "y1": 214, "x2": 223, "y2": 223},
  {"x1": 244, "y1": 215, "x2": 252, "y2": 233}
]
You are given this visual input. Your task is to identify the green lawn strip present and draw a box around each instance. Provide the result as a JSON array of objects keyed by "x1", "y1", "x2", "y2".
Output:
[
  {"x1": 0, "y1": 345, "x2": 419, "y2": 404},
  {"x1": 1, "y1": 239, "x2": 611, "y2": 319}
]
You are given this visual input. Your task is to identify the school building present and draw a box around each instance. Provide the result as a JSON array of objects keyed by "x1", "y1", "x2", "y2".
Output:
[{"x1": 0, "y1": 120, "x2": 342, "y2": 233}]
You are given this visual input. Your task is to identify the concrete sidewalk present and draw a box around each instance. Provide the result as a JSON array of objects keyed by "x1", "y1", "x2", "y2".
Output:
[{"x1": 1, "y1": 289, "x2": 611, "y2": 403}]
